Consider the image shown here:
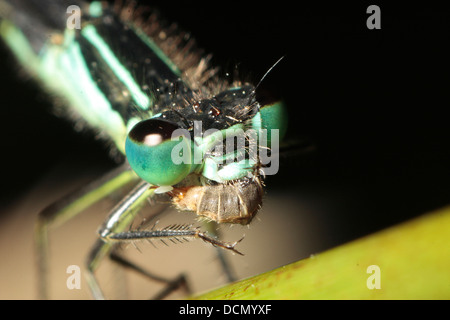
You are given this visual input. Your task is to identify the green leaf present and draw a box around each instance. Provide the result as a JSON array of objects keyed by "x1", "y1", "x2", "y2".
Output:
[{"x1": 194, "y1": 206, "x2": 450, "y2": 299}]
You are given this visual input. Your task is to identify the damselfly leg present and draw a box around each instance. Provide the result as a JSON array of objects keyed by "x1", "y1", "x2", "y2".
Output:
[
  {"x1": 35, "y1": 164, "x2": 137, "y2": 299},
  {"x1": 36, "y1": 165, "x2": 242, "y2": 299}
]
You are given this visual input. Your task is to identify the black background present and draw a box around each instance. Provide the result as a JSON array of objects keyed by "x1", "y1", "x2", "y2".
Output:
[{"x1": 0, "y1": 1, "x2": 449, "y2": 250}]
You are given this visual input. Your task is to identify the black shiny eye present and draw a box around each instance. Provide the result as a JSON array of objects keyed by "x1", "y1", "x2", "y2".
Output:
[{"x1": 128, "y1": 119, "x2": 179, "y2": 146}]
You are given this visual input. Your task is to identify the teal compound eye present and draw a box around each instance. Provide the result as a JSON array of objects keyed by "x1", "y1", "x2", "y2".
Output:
[{"x1": 125, "y1": 119, "x2": 193, "y2": 186}]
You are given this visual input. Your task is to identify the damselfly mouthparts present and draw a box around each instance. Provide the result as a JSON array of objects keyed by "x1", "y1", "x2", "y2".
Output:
[{"x1": 0, "y1": 0, "x2": 290, "y2": 299}]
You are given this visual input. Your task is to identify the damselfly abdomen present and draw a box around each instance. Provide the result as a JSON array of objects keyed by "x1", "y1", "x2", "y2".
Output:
[{"x1": 0, "y1": 0, "x2": 291, "y2": 299}]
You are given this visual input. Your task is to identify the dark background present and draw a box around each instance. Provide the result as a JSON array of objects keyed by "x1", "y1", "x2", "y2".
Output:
[{"x1": 0, "y1": 1, "x2": 449, "y2": 251}]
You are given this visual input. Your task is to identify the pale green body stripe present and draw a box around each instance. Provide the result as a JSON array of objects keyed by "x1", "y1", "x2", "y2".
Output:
[
  {"x1": 57, "y1": 32, "x2": 126, "y2": 149},
  {"x1": 0, "y1": 21, "x2": 40, "y2": 75},
  {"x1": 0, "y1": 21, "x2": 128, "y2": 153},
  {"x1": 82, "y1": 25, "x2": 151, "y2": 111},
  {"x1": 89, "y1": 1, "x2": 103, "y2": 17}
]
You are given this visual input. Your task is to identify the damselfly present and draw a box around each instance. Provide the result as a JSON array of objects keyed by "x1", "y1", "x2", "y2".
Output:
[{"x1": 0, "y1": 0, "x2": 300, "y2": 299}]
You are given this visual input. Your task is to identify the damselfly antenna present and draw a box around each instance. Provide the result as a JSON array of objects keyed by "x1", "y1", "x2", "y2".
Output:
[{"x1": 254, "y1": 55, "x2": 286, "y2": 91}]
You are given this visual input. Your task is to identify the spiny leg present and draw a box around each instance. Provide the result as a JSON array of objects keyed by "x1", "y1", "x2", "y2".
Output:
[
  {"x1": 85, "y1": 180, "x2": 194, "y2": 299},
  {"x1": 85, "y1": 180, "x2": 155, "y2": 300},
  {"x1": 104, "y1": 224, "x2": 243, "y2": 299},
  {"x1": 35, "y1": 164, "x2": 138, "y2": 299},
  {"x1": 98, "y1": 221, "x2": 240, "y2": 298},
  {"x1": 106, "y1": 221, "x2": 239, "y2": 299},
  {"x1": 104, "y1": 225, "x2": 243, "y2": 255},
  {"x1": 109, "y1": 215, "x2": 191, "y2": 299},
  {"x1": 86, "y1": 179, "x2": 244, "y2": 299}
]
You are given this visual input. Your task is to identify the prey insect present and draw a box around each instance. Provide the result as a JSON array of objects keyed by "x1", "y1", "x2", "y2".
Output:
[{"x1": 0, "y1": 0, "x2": 287, "y2": 299}]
